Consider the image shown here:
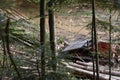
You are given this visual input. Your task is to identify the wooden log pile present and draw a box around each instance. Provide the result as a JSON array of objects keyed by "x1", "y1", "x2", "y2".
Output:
[{"x1": 63, "y1": 61, "x2": 120, "y2": 80}]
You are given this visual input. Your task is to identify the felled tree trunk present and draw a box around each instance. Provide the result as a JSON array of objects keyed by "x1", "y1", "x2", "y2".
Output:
[{"x1": 63, "y1": 62, "x2": 120, "y2": 80}]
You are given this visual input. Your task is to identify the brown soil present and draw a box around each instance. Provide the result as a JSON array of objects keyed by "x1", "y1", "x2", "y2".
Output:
[
  {"x1": 15, "y1": 5, "x2": 91, "y2": 42},
  {"x1": 13, "y1": 3, "x2": 120, "y2": 42}
]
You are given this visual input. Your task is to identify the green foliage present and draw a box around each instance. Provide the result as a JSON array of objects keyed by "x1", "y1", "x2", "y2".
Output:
[
  {"x1": 46, "y1": 72, "x2": 77, "y2": 80},
  {"x1": 0, "y1": 10, "x2": 41, "y2": 79},
  {"x1": 98, "y1": 0, "x2": 113, "y2": 8},
  {"x1": 57, "y1": 37, "x2": 64, "y2": 45},
  {"x1": 0, "y1": 10, "x2": 77, "y2": 79},
  {"x1": 56, "y1": 0, "x2": 75, "y2": 5},
  {"x1": 86, "y1": 18, "x2": 120, "y2": 32},
  {"x1": 0, "y1": 0, "x2": 16, "y2": 8},
  {"x1": 0, "y1": 0, "x2": 8, "y2": 8},
  {"x1": 27, "y1": 0, "x2": 40, "y2": 3},
  {"x1": 2, "y1": 0, "x2": 120, "y2": 79}
]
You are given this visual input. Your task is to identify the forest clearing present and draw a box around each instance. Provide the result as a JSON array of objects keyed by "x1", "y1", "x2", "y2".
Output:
[{"x1": 0, "y1": 0, "x2": 120, "y2": 80}]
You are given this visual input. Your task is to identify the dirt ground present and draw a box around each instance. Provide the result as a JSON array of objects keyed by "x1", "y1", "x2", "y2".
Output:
[
  {"x1": 14, "y1": 4, "x2": 120, "y2": 42},
  {"x1": 16, "y1": 5, "x2": 91, "y2": 42}
]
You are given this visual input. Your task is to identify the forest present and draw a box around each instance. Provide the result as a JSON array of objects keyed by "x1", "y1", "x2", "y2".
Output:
[{"x1": 0, "y1": 0, "x2": 120, "y2": 80}]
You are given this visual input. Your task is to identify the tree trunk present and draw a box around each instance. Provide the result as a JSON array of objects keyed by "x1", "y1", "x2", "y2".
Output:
[
  {"x1": 40, "y1": 0, "x2": 46, "y2": 80},
  {"x1": 92, "y1": 0, "x2": 99, "y2": 80},
  {"x1": 91, "y1": 0, "x2": 95, "y2": 78},
  {"x1": 48, "y1": 0, "x2": 57, "y2": 71},
  {"x1": 109, "y1": 8, "x2": 112, "y2": 80},
  {"x1": 5, "y1": 18, "x2": 23, "y2": 80}
]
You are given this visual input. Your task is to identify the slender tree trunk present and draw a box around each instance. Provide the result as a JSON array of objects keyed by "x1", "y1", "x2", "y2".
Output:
[
  {"x1": 91, "y1": 4, "x2": 95, "y2": 79},
  {"x1": 109, "y1": 9, "x2": 112, "y2": 80},
  {"x1": 92, "y1": 0, "x2": 99, "y2": 80},
  {"x1": 40, "y1": 0, "x2": 46, "y2": 80},
  {"x1": 2, "y1": 39, "x2": 6, "y2": 67},
  {"x1": 48, "y1": 0, "x2": 57, "y2": 71},
  {"x1": 1, "y1": 25, "x2": 7, "y2": 80},
  {"x1": 5, "y1": 18, "x2": 23, "y2": 80},
  {"x1": 91, "y1": 0, "x2": 95, "y2": 80},
  {"x1": 1, "y1": 33, "x2": 7, "y2": 79},
  {"x1": 36, "y1": 55, "x2": 40, "y2": 79}
]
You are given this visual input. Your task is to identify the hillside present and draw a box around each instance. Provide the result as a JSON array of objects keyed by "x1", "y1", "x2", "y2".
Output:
[
  {"x1": 1, "y1": 1, "x2": 120, "y2": 80},
  {"x1": 13, "y1": 4, "x2": 92, "y2": 42}
]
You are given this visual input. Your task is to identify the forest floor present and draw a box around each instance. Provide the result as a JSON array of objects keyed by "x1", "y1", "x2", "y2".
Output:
[
  {"x1": 15, "y1": 4, "x2": 120, "y2": 43},
  {"x1": 1, "y1": 2, "x2": 120, "y2": 80},
  {"x1": 14, "y1": 4, "x2": 92, "y2": 42}
]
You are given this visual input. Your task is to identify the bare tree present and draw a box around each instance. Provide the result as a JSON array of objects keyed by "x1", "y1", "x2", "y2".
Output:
[
  {"x1": 108, "y1": 7, "x2": 112, "y2": 80},
  {"x1": 5, "y1": 18, "x2": 23, "y2": 80},
  {"x1": 91, "y1": 12, "x2": 95, "y2": 80},
  {"x1": 40, "y1": 0, "x2": 46, "y2": 80},
  {"x1": 48, "y1": 0, "x2": 57, "y2": 71},
  {"x1": 92, "y1": 0, "x2": 99, "y2": 80}
]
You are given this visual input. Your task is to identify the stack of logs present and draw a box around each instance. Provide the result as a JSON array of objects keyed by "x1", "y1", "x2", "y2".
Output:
[{"x1": 63, "y1": 61, "x2": 120, "y2": 80}]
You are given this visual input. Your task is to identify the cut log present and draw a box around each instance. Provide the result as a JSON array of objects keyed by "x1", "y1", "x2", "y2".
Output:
[
  {"x1": 64, "y1": 63, "x2": 120, "y2": 80},
  {"x1": 75, "y1": 61, "x2": 120, "y2": 76},
  {"x1": 69, "y1": 62, "x2": 120, "y2": 77},
  {"x1": 101, "y1": 70, "x2": 120, "y2": 77},
  {"x1": 69, "y1": 62, "x2": 93, "y2": 71},
  {"x1": 73, "y1": 56, "x2": 109, "y2": 65},
  {"x1": 76, "y1": 61, "x2": 93, "y2": 66}
]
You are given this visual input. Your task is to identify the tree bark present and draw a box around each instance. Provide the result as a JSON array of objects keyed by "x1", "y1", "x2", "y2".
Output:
[
  {"x1": 5, "y1": 18, "x2": 23, "y2": 80},
  {"x1": 40, "y1": 0, "x2": 46, "y2": 80},
  {"x1": 109, "y1": 8, "x2": 112, "y2": 80},
  {"x1": 92, "y1": 0, "x2": 99, "y2": 80},
  {"x1": 91, "y1": 0, "x2": 95, "y2": 78},
  {"x1": 48, "y1": 0, "x2": 57, "y2": 71},
  {"x1": 1, "y1": 21, "x2": 7, "y2": 80}
]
